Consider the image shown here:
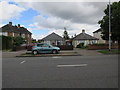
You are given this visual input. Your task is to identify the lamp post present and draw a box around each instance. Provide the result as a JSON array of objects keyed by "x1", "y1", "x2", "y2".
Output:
[{"x1": 109, "y1": 0, "x2": 111, "y2": 51}]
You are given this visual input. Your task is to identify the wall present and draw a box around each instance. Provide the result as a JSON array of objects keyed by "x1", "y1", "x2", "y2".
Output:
[
  {"x1": 57, "y1": 45, "x2": 73, "y2": 50},
  {"x1": 88, "y1": 44, "x2": 118, "y2": 50}
]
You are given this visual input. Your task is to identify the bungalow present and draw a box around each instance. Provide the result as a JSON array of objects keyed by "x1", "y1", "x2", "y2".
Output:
[
  {"x1": 93, "y1": 28, "x2": 106, "y2": 44},
  {"x1": 0, "y1": 22, "x2": 32, "y2": 44},
  {"x1": 41, "y1": 32, "x2": 65, "y2": 46},
  {"x1": 72, "y1": 29, "x2": 99, "y2": 47}
]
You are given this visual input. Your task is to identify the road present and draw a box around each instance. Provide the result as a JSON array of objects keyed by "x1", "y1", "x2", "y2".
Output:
[{"x1": 2, "y1": 55, "x2": 118, "y2": 88}]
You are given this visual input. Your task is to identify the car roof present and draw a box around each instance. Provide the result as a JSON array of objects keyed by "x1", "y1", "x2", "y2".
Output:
[{"x1": 35, "y1": 43, "x2": 49, "y2": 45}]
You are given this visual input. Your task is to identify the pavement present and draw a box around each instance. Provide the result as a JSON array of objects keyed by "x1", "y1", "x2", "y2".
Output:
[
  {"x1": 2, "y1": 49, "x2": 103, "y2": 58},
  {"x1": 74, "y1": 48, "x2": 103, "y2": 56},
  {"x1": 2, "y1": 50, "x2": 27, "y2": 58},
  {"x1": 2, "y1": 55, "x2": 118, "y2": 88}
]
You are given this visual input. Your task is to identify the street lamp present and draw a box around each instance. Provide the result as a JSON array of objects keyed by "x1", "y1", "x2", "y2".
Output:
[{"x1": 109, "y1": 0, "x2": 111, "y2": 51}]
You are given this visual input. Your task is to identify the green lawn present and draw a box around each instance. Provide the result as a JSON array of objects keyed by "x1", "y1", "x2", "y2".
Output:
[{"x1": 98, "y1": 49, "x2": 120, "y2": 54}]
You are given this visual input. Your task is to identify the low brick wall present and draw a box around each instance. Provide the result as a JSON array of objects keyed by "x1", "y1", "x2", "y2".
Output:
[
  {"x1": 88, "y1": 44, "x2": 118, "y2": 50},
  {"x1": 13, "y1": 46, "x2": 26, "y2": 51},
  {"x1": 27, "y1": 46, "x2": 32, "y2": 51},
  {"x1": 57, "y1": 45, "x2": 73, "y2": 50}
]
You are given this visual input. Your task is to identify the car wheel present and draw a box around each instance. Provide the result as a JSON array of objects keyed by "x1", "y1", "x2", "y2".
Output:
[
  {"x1": 33, "y1": 50, "x2": 38, "y2": 55},
  {"x1": 52, "y1": 50, "x2": 57, "y2": 54}
]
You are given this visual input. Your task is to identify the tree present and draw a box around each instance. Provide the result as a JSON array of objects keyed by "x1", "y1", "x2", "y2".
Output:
[
  {"x1": 13, "y1": 36, "x2": 25, "y2": 46},
  {"x1": 63, "y1": 27, "x2": 69, "y2": 40},
  {"x1": 98, "y1": 1, "x2": 120, "y2": 48}
]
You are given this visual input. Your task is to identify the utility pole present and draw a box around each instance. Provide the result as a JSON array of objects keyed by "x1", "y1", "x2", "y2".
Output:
[{"x1": 109, "y1": 0, "x2": 111, "y2": 51}]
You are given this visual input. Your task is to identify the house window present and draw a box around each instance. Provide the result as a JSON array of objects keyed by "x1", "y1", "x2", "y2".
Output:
[
  {"x1": 28, "y1": 34, "x2": 29, "y2": 38},
  {"x1": 13, "y1": 32, "x2": 15, "y2": 37},
  {"x1": 22, "y1": 34, "x2": 25, "y2": 38},
  {"x1": 2, "y1": 32, "x2": 8, "y2": 36}
]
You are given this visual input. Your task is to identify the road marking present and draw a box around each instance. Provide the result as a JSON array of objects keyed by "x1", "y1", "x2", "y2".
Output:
[
  {"x1": 20, "y1": 61, "x2": 26, "y2": 64},
  {"x1": 57, "y1": 64, "x2": 87, "y2": 67},
  {"x1": 52, "y1": 56, "x2": 62, "y2": 58}
]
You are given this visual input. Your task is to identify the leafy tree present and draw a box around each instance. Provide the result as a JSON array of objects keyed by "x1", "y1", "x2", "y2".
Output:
[
  {"x1": 63, "y1": 27, "x2": 69, "y2": 40},
  {"x1": 98, "y1": 1, "x2": 120, "y2": 48},
  {"x1": 38, "y1": 40, "x2": 42, "y2": 43},
  {"x1": 13, "y1": 36, "x2": 25, "y2": 46}
]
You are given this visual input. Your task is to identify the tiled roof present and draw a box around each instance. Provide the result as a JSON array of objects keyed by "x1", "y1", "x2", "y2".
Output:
[
  {"x1": 41, "y1": 32, "x2": 64, "y2": 41},
  {"x1": 93, "y1": 28, "x2": 102, "y2": 33},
  {"x1": 72, "y1": 32, "x2": 99, "y2": 40},
  {"x1": 0, "y1": 24, "x2": 32, "y2": 34}
]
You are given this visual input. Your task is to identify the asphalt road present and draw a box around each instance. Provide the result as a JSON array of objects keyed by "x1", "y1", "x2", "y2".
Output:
[{"x1": 2, "y1": 55, "x2": 118, "y2": 88}]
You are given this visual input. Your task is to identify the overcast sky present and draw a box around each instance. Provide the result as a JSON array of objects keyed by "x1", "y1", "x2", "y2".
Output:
[{"x1": 0, "y1": 0, "x2": 119, "y2": 40}]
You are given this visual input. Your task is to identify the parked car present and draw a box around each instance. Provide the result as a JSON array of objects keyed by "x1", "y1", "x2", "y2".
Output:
[
  {"x1": 20, "y1": 44, "x2": 27, "y2": 47},
  {"x1": 20, "y1": 43, "x2": 34, "y2": 47},
  {"x1": 32, "y1": 43, "x2": 60, "y2": 55},
  {"x1": 27, "y1": 43, "x2": 34, "y2": 51},
  {"x1": 20, "y1": 43, "x2": 34, "y2": 49}
]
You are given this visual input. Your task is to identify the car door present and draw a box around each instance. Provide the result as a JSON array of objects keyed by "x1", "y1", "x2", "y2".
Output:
[
  {"x1": 37, "y1": 44, "x2": 44, "y2": 53},
  {"x1": 42, "y1": 44, "x2": 52, "y2": 53}
]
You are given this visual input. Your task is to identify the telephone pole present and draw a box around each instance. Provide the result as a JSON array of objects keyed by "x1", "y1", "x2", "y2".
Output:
[{"x1": 109, "y1": 0, "x2": 111, "y2": 51}]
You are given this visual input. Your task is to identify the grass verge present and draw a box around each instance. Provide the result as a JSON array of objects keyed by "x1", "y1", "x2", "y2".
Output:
[
  {"x1": 1, "y1": 49, "x2": 12, "y2": 52},
  {"x1": 98, "y1": 49, "x2": 120, "y2": 54}
]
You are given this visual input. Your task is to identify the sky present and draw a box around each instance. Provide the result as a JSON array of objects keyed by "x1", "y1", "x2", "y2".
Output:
[{"x1": 0, "y1": 0, "x2": 119, "y2": 40}]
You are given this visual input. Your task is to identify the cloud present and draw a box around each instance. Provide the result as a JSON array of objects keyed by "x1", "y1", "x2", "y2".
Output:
[
  {"x1": 32, "y1": 34, "x2": 47, "y2": 40},
  {"x1": 17, "y1": 2, "x2": 108, "y2": 24},
  {"x1": 33, "y1": 15, "x2": 71, "y2": 30},
  {"x1": 0, "y1": 1, "x2": 25, "y2": 23}
]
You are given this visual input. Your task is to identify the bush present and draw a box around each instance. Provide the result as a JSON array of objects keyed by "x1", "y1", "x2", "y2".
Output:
[
  {"x1": 76, "y1": 43, "x2": 84, "y2": 48},
  {"x1": 81, "y1": 46, "x2": 88, "y2": 49},
  {"x1": 13, "y1": 36, "x2": 25, "y2": 47}
]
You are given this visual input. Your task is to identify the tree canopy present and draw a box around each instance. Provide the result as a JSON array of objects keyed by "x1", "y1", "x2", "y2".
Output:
[
  {"x1": 63, "y1": 27, "x2": 69, "y2": 40},
  {"x1": 98, "y1": 1, "x2": 120, "y2": 42}
]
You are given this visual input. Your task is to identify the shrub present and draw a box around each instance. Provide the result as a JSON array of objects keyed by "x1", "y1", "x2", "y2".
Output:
[
  {"x1": 76, "y1": 43, "x2": 84, "y2": 48},
  {"x1": 13, "y1": 36, "x2": 25, "y2": 47}
]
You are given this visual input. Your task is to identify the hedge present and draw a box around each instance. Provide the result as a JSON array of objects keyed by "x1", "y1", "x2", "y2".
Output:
[{"x1": 1, "y1": 35, "x2": 13, "y2": 50}]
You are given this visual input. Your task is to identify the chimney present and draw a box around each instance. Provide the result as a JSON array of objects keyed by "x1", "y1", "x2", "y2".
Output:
[
  {"x1": 82, "y1": 29, "x2": 85, "y2": 33},
  {"x1": 18, "y1": 24, "x2": 20, "y2": 29},
  {"x1": 9, "y1": 22, "x2": 12, "y2": 26}
]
